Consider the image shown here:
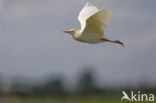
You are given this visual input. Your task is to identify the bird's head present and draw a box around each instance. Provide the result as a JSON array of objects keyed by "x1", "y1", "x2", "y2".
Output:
[{"x1": 63, "y1": 29, "x2": 80, "y2": 36}]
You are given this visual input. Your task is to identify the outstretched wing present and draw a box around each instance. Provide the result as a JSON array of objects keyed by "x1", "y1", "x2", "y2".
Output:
[
  {"x1": 78, "y1": 3, "x2": 99, "y2": 33},
  {"x1": 83, "y1": 9, "x2": 112, "y2": 36}
]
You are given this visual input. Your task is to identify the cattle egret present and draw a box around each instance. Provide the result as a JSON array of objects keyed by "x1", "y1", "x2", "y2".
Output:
[{"x1": 63, "y1": 3, "x2": 124, "y2": 47}]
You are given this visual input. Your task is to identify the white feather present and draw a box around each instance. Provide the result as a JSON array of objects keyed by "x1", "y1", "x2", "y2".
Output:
[
  {"x1": 78, "y1": 3, "x2": 112, "y2": 39},
  {"x1": 78, "y1": 3, "x2": 99, "y2": 32}
]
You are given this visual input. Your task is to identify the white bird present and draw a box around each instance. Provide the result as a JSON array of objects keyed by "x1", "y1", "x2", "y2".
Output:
[{"x1": 63, "y1": 3, "x2": 124, "y2": 47}]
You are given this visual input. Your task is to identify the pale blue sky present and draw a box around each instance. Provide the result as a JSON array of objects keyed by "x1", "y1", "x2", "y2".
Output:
[{"x1": 0, "y1": 0, "x2": 156, "y2": 86}]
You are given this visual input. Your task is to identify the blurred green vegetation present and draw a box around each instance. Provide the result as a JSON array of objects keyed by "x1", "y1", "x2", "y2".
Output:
[
  {"x1": 16, "y1": 97, "x2": 121, "y2": 103},
  {"x1": 0, "y1": 96, "x2": 149, "y2": 103},
  {"x1": 0, "y1": 68, "x2": 156, "y2": 103}
]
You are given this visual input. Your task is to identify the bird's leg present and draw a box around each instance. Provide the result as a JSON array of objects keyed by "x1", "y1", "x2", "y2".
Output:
[
  {"x1": 101, "y1": 38, "x2": 124, "y2": 47},
  {"x1": 112, "y1": 40, "x2": 124, "y2": 47}
]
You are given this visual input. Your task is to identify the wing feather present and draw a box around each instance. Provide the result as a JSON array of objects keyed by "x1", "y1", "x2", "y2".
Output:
[
  {"x1": 83, "y1": 9, "x2": 112, "y2": 36},
  {"x1": 78, "y1": 3, "x2": 99, "y2": 32}
]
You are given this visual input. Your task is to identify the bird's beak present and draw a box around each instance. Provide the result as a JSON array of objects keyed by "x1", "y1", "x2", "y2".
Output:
[{"x1": 63, "y1": 30, "x2": 72, "y2": 33}]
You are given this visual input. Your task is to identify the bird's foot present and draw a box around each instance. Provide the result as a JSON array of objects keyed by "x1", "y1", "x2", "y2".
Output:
[{"x1": 113, "y1": 40, "x2": 124, "y2": 47}]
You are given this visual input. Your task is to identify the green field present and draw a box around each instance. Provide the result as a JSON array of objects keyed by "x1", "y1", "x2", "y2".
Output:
[{"x1": 1, "y1": 97, "x2": 148, "y2": 103}]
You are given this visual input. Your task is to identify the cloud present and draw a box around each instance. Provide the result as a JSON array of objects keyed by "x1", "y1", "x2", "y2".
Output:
[
  {"x1": 2, "y1": 1, "x2": 72, "y2": 21},
  {"x1": 3, "y1": 3, "x2": 33, "y2": 20},
  {"x1": 0, "y1": 0, "x2": 156, "y2": 84},
  {"x1": 113, "y1": 7, "x2": 155, "y2": 23},
  {"x1": 128, "y1": 27, "x2": 156, "y2": 51},
  {"x1": 0, "y1": 0, "x2": 4, "y2": 13}
]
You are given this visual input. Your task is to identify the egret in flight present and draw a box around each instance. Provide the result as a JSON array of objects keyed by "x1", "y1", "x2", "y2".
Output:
[{"x1": 63, "y1": 3, "x2": 124, "y2": 47}]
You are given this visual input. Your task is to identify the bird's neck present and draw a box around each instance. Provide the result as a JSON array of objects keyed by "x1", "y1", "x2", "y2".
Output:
[{"x1": 73, "y1": 31, "x2": 81, "y2": 39}]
